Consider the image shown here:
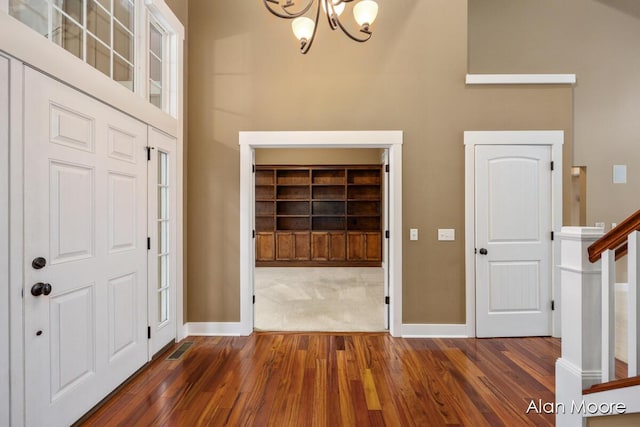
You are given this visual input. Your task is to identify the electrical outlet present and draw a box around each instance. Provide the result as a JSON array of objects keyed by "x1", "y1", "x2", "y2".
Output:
[
  {"x1": 438, "y1": 229, "x2": 455, "y2": 241},
  {"x1": 410, "y1": 228, "x2": 418, "y2": 241}
]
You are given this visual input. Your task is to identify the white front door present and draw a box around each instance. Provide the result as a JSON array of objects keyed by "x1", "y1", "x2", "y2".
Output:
[
  {"x1": 475, "y1": 144, "x2": 552, "y2": 337},
  {"x1": 147, "y1": 128, "x2": 177, "y2": 357},
  {"x1": 23, "y1": 67, "x2": 148, "y2": 426}
]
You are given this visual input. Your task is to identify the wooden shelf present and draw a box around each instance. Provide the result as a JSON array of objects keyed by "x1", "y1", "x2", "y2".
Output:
[{"x1": 255, "y1": 165, "x2": 382, "y2": 266}]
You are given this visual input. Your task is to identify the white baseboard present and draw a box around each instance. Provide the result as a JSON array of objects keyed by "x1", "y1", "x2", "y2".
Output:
[
  {"x1": 185, "y1": 322, "x2": 245, "y2": 336},
  {"x1": 402, "y1": 323, "x2": 470, "y2": 338}
]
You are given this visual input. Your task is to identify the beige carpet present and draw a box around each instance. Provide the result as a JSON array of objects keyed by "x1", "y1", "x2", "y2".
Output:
[{"x1": 254, "y1": 267, "x2": 386, "y2": 332}]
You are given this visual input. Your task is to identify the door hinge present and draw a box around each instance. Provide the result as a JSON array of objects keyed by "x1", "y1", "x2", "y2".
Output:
[
  {"x1": 550, "y1": 161, "x2": 554, "y2": 171},
  {"x1": 147, "y1": 326, "x2": 151, "y2": 339},
  {"x1": 551, "y1": 231, "x2": 554, "y2": 241},
  {"x1": 253, "y1": 295, "x2": 256, "y2": 304},
  {"x1": 385, "y1": 230, "x2": 389, "y2": 239},
  {"x1": 551, "y1": 300, "x2": 555, "y2": 311},
  {"x1": 252, "y1": 164, "x2": 255, "y2": 173},
  {"x1": 146, "y1": 146, "x2": 154, "y2": 161},
  {"x1": 147, "y1": 237, "x2": 151, "y2": 250},
  {"x1": 385, "y1": 296, "x2": 390, "y2": 305},
  {"x1": 385, "y1": 164, "x2": 389, "y2": 173},
  {"x1": 252, "y1": 230, "x2": 256, "y2": 238}
]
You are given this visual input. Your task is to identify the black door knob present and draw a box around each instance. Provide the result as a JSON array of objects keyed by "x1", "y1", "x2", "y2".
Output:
[
  {"x1": 479, "y1": 248, "x2": 488, "y2": 255},
  {"x1": 31, "y1": 282, "x2": 52, "y2": 296},
  {"x1": 32, "y1": 257, "x2": 47, "y2": 270}
]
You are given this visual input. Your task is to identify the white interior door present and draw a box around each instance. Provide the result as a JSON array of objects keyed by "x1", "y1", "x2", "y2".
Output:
[
  {"x1": 147, "y1": 127, "x2": 177, "y2": 357},
  {"x1": 475, "y1": 144, "x2": 552, "y2": 337},
  {"x1": 0, "y1": 54, "x2": 10, "y2": 427},
  {"x1": 23, "y1": 67, "x2": 148, "y2": 426}
]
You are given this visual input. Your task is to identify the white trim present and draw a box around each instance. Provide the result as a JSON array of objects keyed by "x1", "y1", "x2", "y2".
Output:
[
  {"x1": 9, "y1": 57, "x2": 25, "y2": 427},
  {"x1": 465, "y1": 74, "x2": 576, "y2": 85},
  {"x1": 583, "y1": 385, "x2": 640, "y2": 417},
  {"x1": 239, "y1": 131, "x2": 404, "y2": 337},
  {"x1": 464, "y1": 131, "x2": 564, "y2": 338},
  {"x1": 401, "y1": 324, "x2": 469, "y2": 338},
  {"x1": 185, "y1": 322, "x2": 245, "y2": 337},
  {"x1": 0, "y1": 52, "x2": 9, "y2": 427}
]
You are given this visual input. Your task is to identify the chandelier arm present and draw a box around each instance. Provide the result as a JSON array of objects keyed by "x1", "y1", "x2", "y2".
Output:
[
  {"x1": 334, "y1": 15, "x2": 372, "y2": 43},
  {"x1": 262, "y1": 0, "x2": 314, "y2": 19},
  {"x1": 300, "y1": 0, "x2": 322, "y2": 54},
  {"x1": 325, "y1": 0, "x2": 338, "y2": 30}
]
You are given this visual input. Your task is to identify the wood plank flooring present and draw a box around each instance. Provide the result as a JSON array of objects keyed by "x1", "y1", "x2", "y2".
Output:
[{"x1": 79, "y1": 333, "x2": 561, "y2": 426}]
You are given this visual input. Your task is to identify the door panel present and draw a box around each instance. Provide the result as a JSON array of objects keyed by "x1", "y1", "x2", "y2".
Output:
[
  {"x1": 475, "y1": 145, "x2": 552, "y2": 337},
  {"x1": 24, "y1": 67, "x2": 148, "y2": 426}
]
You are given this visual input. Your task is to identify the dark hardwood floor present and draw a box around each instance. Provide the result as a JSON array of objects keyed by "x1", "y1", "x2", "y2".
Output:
[{"x1": 79, "y1": 333, "x2": 561, "y2": 426}]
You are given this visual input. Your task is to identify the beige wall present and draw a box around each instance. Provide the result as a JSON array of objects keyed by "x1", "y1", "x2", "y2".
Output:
[
  {"x1": 469, "y1": 0, "x2": 640, "y2": 229},
  {"x1": 186, "y1": 0, "x2": 572, "y2": 324}
]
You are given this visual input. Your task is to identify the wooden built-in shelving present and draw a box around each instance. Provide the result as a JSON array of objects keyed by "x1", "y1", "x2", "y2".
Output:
[{"x1": 255, "y1": 165, "x2": 383, "y2": 266}]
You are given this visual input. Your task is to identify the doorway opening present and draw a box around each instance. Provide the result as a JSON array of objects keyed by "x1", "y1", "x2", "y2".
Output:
[
  {"x1": 253, "y1": 148, "x2": 386, "y2": 332},
  {"x1": 239, "y1": 131, "x2": 403, "y2": 336}
]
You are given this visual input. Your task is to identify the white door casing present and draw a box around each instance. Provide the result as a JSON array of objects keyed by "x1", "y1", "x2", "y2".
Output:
[
  {"x1": 475, "y1": 145, "x2": 552, "y2": 337},
  {"x1": 23, "y1": 67, "x2": 148, "y2": 426},
  {"x1": 0, "y1": 53, "x2": 10, "y2": 427},
  {"x1": 381, "y1": 149, "x2": 390, "y2": 329},
  {"x1": 464, "y1": 131, "x2": 563, "y2": 338},
  {"x1": 239, "y1": 131, "x2": 403, "y2": 337},
  {"x1": 147, "y1": 127, "x2": 177, "y2": 357}
]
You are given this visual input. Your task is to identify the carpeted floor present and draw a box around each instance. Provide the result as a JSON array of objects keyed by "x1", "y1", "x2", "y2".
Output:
[{"x1": 254, "y1": 267, "x2": 386, "y2": 332}]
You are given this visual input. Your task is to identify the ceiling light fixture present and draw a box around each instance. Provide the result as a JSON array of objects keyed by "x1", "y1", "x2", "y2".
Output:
[{"x1": 263, "y1": 0, "x2": 379, "y2": 54}]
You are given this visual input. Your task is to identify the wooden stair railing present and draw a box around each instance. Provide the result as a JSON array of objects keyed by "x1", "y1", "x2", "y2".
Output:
[
  {"x1": 584, "y1": 375, "x2": 640, "y2": 395},
  {"x1": 588, "y1": 208, "x2": 640, "y2": 262}
]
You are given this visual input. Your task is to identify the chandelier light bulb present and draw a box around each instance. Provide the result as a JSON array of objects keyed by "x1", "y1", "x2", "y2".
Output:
[
  {"x1": 291, "y1": 17, "x2": 315, "y2": 41},
  {"x1": 322, "y1": 0, "x2": 345, "y2": 16},
  {"x1": 353, "y1": 0, "x2": 378, "y2": 27}
]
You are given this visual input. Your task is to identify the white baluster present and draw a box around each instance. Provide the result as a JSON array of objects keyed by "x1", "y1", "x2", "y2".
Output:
[
  {"x1": 601, "y1": 249, "x2": 616, "y2": 382},
  {"x1": 629, "y1": 231, "x2": 639, "y2": 376}
]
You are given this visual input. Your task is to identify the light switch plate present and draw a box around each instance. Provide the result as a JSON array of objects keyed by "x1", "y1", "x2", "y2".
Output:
[
  {"x1": 410, "y1": 228, "x2": 418, "y2": 241},
  {"x1": 438, "y1": 229, "x2": 455, "y2": 241},
  {"x1": 613, "y1": 165, "x2": 627, "y2": 184}
]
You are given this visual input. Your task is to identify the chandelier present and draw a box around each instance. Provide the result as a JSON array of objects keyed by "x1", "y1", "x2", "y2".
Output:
[{"x1": 263, "y1": 0, "x2": 379, "y2": 54}]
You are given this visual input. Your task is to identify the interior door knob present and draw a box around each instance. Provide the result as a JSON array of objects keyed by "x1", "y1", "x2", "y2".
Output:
[
  {"x1": 479, "y1": 248, "x2": 488, "y2": 255},
  {"x1": 31, "y1": 282, "x2": 52, "y2": 296},
  {"x1": 32, "y1": 257, "x2": 47, "y2": 270}
]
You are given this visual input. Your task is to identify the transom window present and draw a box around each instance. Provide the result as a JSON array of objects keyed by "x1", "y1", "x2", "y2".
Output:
[
  {"x1": 148, "y1": 17, "x2": 166, "y2": 109},
  {"x1": 9, "y1": 0, "x2": 136, "y2": 90}
]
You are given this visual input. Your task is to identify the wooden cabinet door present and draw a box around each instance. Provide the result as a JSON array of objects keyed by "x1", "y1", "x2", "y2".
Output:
[
  {"x1": 276, "y1": 232, "x2": 310, "y2": 260},
  {"x1": 311, "y1": 232, "x2": 329, "y2": 261},
  {"x1": 293, "y1": 232, "x2": 310, "y2": 260},
  {"x1": 364, "y1": 232, "x2": 381, "y2": 261},
  {"x1": 347, "y1": 232, "x2": 365, "y2": 261},
  {"x1": 256, "y1": 232, "x2": 275, "y2": 261},
  {"x1": 347, "y1": 232, "x2": 381, "y2": 261},
  {"x1": 329, "y1": 232, "x2": 346, "y2": 261}
]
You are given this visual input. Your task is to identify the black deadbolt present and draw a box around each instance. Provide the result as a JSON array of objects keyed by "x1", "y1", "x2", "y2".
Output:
[
  {"x1": 32, "y1": 257, "x2": 47, "y2": 270},
  {"x1": 479, "y1": 248, "x2": 488, "y2": 255}
]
